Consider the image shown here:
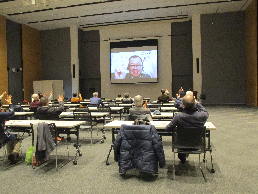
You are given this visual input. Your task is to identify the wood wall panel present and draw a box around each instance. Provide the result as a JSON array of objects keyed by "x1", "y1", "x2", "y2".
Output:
[
  {"x1": 245, "y1": 0, "x2": 257, "y2": 106},
  {"x1": 22, "y1": 24, "x2": 41, "y2": 102},
  {"x1": 0, "y1": 15, "x2": 8, "y2": 99}
]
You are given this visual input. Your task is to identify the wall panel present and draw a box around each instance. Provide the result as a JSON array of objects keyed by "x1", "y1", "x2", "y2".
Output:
[
  {"x1": 245, "y1": 0, "x2": 257, "y2": 106},
  {"x1": 22, "y1": 24, "x2": 41, "y2": 102},
  {"x1": 0, "y1": 15, "x2": 8, "y2": 99}
]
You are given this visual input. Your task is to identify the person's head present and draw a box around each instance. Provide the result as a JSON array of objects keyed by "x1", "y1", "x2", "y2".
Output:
[
  {"x1": 40, "y1": 97, "x2": 49, "y2": 106},
  {"x1": 124, "y1": 93, "x2": 129, "y2": 98},
  {"x1": 118, "y1": 94, "x2": 121, "y2": 97},
  {"x1": 128, "y1": 55, "x2": 143, "y2": 77},
  {"x1": 182, "y1": 94, "x2": 195, "y2": 109},
  {"x1": 161, "y1": 89, "x2": 165, "y2": 94},
  {"x1": 134, "y1": 95, "x2": 143, "y2": 107},
  {"x1": 185, "y1": 91, "x2": 193, "y2": 96},
  {"x1": 32, "y1": 94, "x2": 39, "y2": 100},
  {"x1": 93, "y1": 92, "x2": 98, "y2": 97},
  {"x1": 73, "y1": 93, "x2": 77, "y2": 97}
]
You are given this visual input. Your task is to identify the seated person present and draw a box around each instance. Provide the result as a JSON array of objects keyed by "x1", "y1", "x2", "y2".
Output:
[
  {"x1": 37, "y1": 95, "x2": 64, "y2": 120},
  {"x1": 128, "y1": 95, "x2": 152, "y2": 121},
  {"x1": 115, "y1": 94, "x2": 123, "y2": 101},
  {"x1": 179, "y1": 87, "x2": 186, "y2": 98},
  {"x1": 165, "y1": 93, "x2": 209, "y2": 164},
  {"x1": 30, "y1": 94, "x2": 41, "y2": 112},
  {"x1": 71, "y1": 93, "x2": 82, "y2": 103},
  {"x1": 174, "y1": 91, "x2": 196, "y2": 112},
  {"x1": 90, "y1": 92, "x2": 104, "y2": 107},
  {"x1": 122, "y1": 93, "x2": 133, "y2": 104},
  {"x1": 158, "y1": 89, "x2": 169, "y2": 103},
  {"x1": 0, "y1": 92, "x2": 22, "y2": 164}
]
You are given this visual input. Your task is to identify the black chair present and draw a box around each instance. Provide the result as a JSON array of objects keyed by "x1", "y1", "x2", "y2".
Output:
[
  {"x1": 37, "y1": 113, "x2": 60, "y2": 120},
  {"x1": 73, "y1": 108, "x2": 94, "y2": 144},
  {"x1": 172, "y1": 126, "x2": 207, "y2": 181}
]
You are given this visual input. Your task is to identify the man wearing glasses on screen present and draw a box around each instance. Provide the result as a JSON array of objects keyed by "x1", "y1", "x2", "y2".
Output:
[{"x1": 113, "y1": 55, "x2": 151, "y2": 79}]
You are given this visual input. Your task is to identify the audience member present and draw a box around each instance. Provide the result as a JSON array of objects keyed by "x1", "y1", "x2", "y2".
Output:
[
  {"x1": 90, "y1": 92, "x2": 104, "y2": 107},
  {"x1": 128, "y1": 95, "x2": 152, "y2": 121},
  {"x1": 37, "y1": 95, "x2": 64, "y2": 119},
  {"x1": 122, "y1": 93, "x2": 133, "y2": 104},
  {"x1": 165, "y1": 94, "x2": 209, "y2": 163},
  {"x1": 30, "y1": 94, "x2": 41, "y2": 108},
  {"x1": 115, "y1": 94, "x2": 123, "y2": 101},
  {"x1": 178, "y1": 87, "x2": 185, "y2": 98},
  {"x1": 0, "y1": 92, "x2": 22, "y2": 164},
  {"x1": 158, "y1": 89, "x2": 169, "y2": 103},
  {"x1": 71, "y1": 93, "x2": 82, "y2": 103}
]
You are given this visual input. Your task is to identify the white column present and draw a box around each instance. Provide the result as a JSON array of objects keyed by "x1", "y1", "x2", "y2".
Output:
[
  {"x1": 192, "y1": 13, "x2": 202, "y2": 98},
  {"x1": 70, "y1": 26, "x2": 79, "y2": 94}
]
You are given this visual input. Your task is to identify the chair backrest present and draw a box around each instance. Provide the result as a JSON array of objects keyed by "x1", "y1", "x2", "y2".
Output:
[
  {"x1": 120, "y1": 124, "x2": 153, "y2": 144},
  {"x1": 14, "y1": 105, "x2": 23, "y2": 112},
  {"x1": 173, "y1": 126, "x2": 206, "y2": 151},
  {"x1": 73, "y1": 108, "x2": 92, "y2": 124},
  {"x1": 30, "y1": 107, "x2": 38, "y2": 113},
  {"x1": 38, "y1": 113, "x2": 60, "y2": 120},
  {"x1": 128, "y1": 113, "x2": 152, "y2": 122}
]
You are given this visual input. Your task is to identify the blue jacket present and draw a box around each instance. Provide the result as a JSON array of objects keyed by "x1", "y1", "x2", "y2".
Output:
[
  {"x1": 0, "y1": 104, "x2": 17, "y2": 143},
  {"x1": 113, "y1": 124, "x2": 166, "y2": 174},
  {"x1": 90, "y1": 97, "x2": 104, "y2": 107}
]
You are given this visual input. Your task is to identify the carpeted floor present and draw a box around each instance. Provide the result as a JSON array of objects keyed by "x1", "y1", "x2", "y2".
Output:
[{"x1": 1, "y1": 105, "x2": 258, "y2": 193}]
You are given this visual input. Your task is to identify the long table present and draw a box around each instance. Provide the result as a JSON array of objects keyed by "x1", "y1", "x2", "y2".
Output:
[{"x1": 5, "y1": 120, "x2": 86, "y2": 167}]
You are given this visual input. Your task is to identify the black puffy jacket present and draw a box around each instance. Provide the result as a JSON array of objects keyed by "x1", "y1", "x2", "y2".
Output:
[{"x1": 113, "y1": 124, "x2": 166, "y2": 174}]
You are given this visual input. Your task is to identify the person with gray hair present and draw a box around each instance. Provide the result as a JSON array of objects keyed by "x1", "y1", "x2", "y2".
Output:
[
  {"x1": 30, "y1": 93, "x2": 41, "y2": 108},
  {"x1": 90, "y1": 92, "x2": 104, "y2": 107},
  {"x1": 128, "y1": 95, "x2": 152, "y2": 121},
  {"x1": 166, "y1": 93, "x2": 209, "y2": 164},
  {"x1": 36, "y1": 95, "x2": 64, "y2": 119}
]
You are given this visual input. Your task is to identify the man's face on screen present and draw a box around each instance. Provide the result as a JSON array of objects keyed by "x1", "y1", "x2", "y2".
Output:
[{"x1": 128, "y1": 57, "x2": 142, "y2": 77}]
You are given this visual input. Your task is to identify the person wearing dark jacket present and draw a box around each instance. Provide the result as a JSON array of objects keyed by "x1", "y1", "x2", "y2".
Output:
[
  {"x1": 0, "y1": 93, "x2": 22, "y2": 164},
  {"x1": 165, "y1": 94, "x2": 209, "y2": 163},
  {"x1": 157, "y1": 89, "x2": 169, "y2": 103},
  {"x1": 37, "y1": 95, "x2": 64, "y2": 120},
  {"x1": 113, "y1": 124, "x2": 166, "y2": 174}
]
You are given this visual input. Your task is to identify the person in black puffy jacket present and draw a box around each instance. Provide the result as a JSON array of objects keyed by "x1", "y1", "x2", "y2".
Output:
[{"x1": 113, "y1": 124, "x2": 166, "y2": 174}]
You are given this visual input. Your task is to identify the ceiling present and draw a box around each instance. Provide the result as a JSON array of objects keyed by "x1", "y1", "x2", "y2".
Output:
[{"x1": 0, "y1": 0, "x2": 252, "y2": 31}]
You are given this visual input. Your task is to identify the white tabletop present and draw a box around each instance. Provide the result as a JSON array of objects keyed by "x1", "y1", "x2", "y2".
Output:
[
  {"x1": 104, "y1": 120, "x2": 216, "y2": 130},
  {"x1": 160, "y1": 107, "x2": 178, "y2": 111},
  {"x1": 6, "y1": 120, "x2": 86, "y2": 128},
  {"x1": 110, "y1": 107, "x2": 124, "y2": 111},
  {"x1": 118, "y1": 104, "x2": 133, "y2": 107},
  {"x1": 151, "y1": 112, "x2": 174, "y2": 118},
  {"x1": 14, "y1": 112, "x2": 34, "y2": 115},
  {"x1": 64, "y1": 104, "x2": 80, "y2": 107},
  {"x1": 60, "y1": 112, "x2": 109, "y2": 117}
]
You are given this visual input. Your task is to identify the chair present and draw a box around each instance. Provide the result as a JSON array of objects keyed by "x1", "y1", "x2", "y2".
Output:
[
  {"x1": 73, "y1": 108, "x2": 94, "y2": 144},
  {"x1": 172, "y1": 126, "x2": 207, "y2": 181},
  {"x1": 113, "y1": 124, "x2": 166, "y2": 175}
]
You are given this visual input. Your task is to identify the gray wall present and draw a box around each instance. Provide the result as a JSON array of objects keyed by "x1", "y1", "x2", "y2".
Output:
[
  {"x1": 78, "y1": 29, "x2": 101, "y2": 99},
  {"x1": 41, "y1": 28, "x2": 72, "y2": 99},
  {"x1": 171, "y1": 21, "x2": 193, "y2": 97},
  {"x1": 201, "y1": 12, "x2": 245, "y2": 104},
  {"x1": 6, "y1": 19, "x2": 23, "y2": 104}
]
